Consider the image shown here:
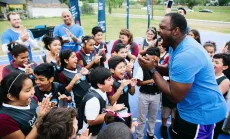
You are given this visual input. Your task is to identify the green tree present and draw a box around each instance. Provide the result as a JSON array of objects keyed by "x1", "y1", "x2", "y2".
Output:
[
  {"x1": 59, "y1": 0, "x2": 69, "y2": 6},
  {"x1": 106, "y1": 0, "x2": 124, "y2": 14},
  {"x1": 219, "y1": 0, "x2": 230, "y2": 5}
]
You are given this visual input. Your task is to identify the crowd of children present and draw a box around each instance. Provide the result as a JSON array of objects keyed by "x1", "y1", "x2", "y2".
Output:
[{"x1": 0, "y1": 11, "x2": 230, "y2": 139}]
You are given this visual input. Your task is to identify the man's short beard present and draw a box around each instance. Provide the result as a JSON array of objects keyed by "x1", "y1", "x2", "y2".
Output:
[{"x1": 12, "y1": 25, "x2": 20, "y2": 28}]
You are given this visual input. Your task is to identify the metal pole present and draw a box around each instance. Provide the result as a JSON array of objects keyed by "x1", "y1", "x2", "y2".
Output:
[
  {"x1": 151, "y1": 0, "x2": 153, "y2": 20},
  {"x1": 126, "y1": 0, "x2": 129, "y2": 29}
]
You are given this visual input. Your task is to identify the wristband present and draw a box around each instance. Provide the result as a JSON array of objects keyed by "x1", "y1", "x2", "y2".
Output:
[{"x1": 149, "y1": 68, "x2": 157, "y2": 74}]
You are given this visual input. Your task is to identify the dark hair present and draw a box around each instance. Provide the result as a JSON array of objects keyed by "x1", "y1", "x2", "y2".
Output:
[
  {"x1": 36, "y1": 107, "x2": 77, "y2": 139},
  {"x1": 89, "y1": 67, "x2": 112, "y2": 89},
  {"x1": 213, "y1": 53, "x2": 230, "y2": 66},
  {"x1": 0, "y1": 72, "x2": 29, "y2": 105},
  {"x1": 59, "y1": 49, "x2": 75, "y2": 70},
  {"x1": 42, "y1": 36, "x2": 63, "y2": 51},
  {"x1": 119, "y1": 29, "x2": 133, "y2": 44},
  {"x1": 190, "y1": 29, "x2": 201, "y2": 44},
  {"x1": 7, "y1": 42, "x2": 28, "y2": 57},
  {"x1": 104, "y1": 112, "x2": 132, "y2": 128},
  {"x1": 178, "y1": 7, "x2": 186, "y2": 15},
  {"x1": 114, "y1": 43, "x2": 126, "y2": 53},
  {"x1": 146, "y1": 27, "x2": 157, "y2": 40},
  {"x1": 203, "y1": 41, "x2": 217, "y2": 52},
  {"x1": 165, "y1": 13, "x2": 187, "y2": 34},
  {"x1": 7, "y1": 12, "x2": 19, "y2": 21},
  {"x1": 155, "y1": 38, "x2": 162, "y2": 47},
  {"x1": 97, "y1": 122, "x2": 133, "y2": 139},
  {"x1": 34, "y1": 63, "x2": 55, "y2": 79},
  {"x1": 225, "y1": 41, "x2": 230, "y2": 47},
  {"x1": 146, "y1": 47, "x2": 160, "y2": 57},
  {"x1": 92, "y1": 26, "x2": 103, "y2": 35},
  {"x1": 225, "y1": 41, "x2": 230, "y2": 53},
  {"x1": 108, "y1": 56, "x2": 126, "y2": 70},
  {"x1": 82, "y1": 35, "x2": 94, "y2": 47}
]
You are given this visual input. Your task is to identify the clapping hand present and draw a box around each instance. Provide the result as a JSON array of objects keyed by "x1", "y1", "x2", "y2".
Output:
[
  {"x1": 111, "y1": 102, "x2": 125, "y2": 111},
  {"x1": 58, "y1": 92, "x2": 69, "y2": 101},
  {"x1": 130, "y1": 78, "x2": 137, "y2": 86},
  {"x1": 19, "y1": 25, "x2": 29, "y2": 42},
  {"x1": 37, "y1": 97, "x2": 51, "y2": 118},
  {"x1": 76, "y1": 129, "x2": 92, "y2": 139},
  {"x1": 138, "y1": 55, "x2": 158, "y2": 70},
  {"x1": 93, "y1": 54, "x2": 102, "y2": 64},
  {"x1": 24, "y1": 63, "x2": 34, "y2": 75}
]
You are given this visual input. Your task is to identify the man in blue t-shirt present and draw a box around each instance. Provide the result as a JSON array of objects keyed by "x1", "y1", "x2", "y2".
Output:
[
  {"x1": 53, "y1": 11, "x2": 84, "y2": 52},
  {"x1": 1, "y1": 12, "x2": 39, "y2": 61},
  {"x1": 139, "y1": 13, "x2": 227, "y2": 139}
]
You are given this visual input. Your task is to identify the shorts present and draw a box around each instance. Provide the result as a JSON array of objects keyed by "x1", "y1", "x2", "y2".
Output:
[
  {"x1": 161, "y1": 106, "x2": 176, "y2": 119},
  {"x1": 172, "y1": 111, "x2": 220, "y2": 139}
]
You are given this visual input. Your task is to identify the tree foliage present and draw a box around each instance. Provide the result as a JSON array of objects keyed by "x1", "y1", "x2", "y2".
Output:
[
  {"x1": 174, "y1": 0, "x2": 204, "y2": 9},
  {"x1": 219, "y1": 0, "x2": 230, "y2": 5},
  {"x1": 106, "y1": 0, "x2": 124, "y2": 14}
]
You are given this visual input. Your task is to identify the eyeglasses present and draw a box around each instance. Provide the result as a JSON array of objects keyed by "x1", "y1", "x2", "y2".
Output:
[{"x1": 147, "y1": 33, "x2": 154, "y2": 36}]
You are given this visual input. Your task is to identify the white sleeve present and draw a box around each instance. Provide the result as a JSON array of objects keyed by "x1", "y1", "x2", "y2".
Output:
[
  {"x1": 27, "y1": 38, "x2": 39, "y2": 48},
  {"x1": 84, "y1": 97, "x2": 100, "y2": 120},
  {"x1": 135, "y1": 67, "x2": 144, "y2": 81},
  {"x1": 1, "y1": 43, "x2": 9, "y2": 53}
]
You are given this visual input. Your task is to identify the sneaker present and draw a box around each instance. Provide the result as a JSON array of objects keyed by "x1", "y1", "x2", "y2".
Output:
[
  {"x1": 160, "y1": 125, "x2": 168, "y2": 139},
  {"x1": 146, "y1": 132, "x2": 158, "y2": 139}
]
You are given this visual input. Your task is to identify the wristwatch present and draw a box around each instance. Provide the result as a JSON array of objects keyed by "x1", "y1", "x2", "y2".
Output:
[{"x1": 149, "y1": 68, "x2": 157, "y2": 74}]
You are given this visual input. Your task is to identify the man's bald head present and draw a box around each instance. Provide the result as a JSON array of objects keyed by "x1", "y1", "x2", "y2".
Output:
[{"x1": 61, "y1": 11, "x2": 73, "y2": 26}]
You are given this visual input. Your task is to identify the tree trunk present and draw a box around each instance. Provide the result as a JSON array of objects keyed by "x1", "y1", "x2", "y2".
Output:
[{"x1": 109, "y1": 0, "x2": 112, "y2": 14}]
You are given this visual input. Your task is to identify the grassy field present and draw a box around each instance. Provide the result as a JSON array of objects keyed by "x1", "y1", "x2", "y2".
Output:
[
  {"x1": 0, "y1": 5, "x2": 230, "y2": 54},
  {"x1": 111, "y1": 5, "x2": 230, "y2": 22}
]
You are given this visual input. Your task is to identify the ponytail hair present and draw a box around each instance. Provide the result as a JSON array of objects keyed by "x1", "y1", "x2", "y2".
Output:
[
  {"x1": 59, "y1": 49, "x2": 74, "y2": 70},
  {"x1": 7, "y1": 42, "x2": 28, "y2": 57},
  {"x1": 42, "y1": 36, "x2": 63, "y2": 51},
  {"x1": 81, "y1": 35, "x2": 94, "y2": 47}
]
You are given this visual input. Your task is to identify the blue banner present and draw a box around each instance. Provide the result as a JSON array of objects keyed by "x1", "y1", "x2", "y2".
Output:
[
  {"x1": 126, "y1": 0, "x2": 129, "y2": 29},
  {"x1": 98, "y1": 0, "x2": 106, "y2": 32},
  {"x1": 147, "y1": 0, "x2": 151, "y2": 28},
  {"x1": 69, "y1": 0, "x2": 81, "y2": 25}
]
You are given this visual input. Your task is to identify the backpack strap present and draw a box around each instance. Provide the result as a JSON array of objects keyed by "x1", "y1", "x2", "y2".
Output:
[{"x1": 79, "y1": 51, "x2": 88, "y2": 67}]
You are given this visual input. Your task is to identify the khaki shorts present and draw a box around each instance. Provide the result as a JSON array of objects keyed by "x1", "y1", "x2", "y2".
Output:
[{"x1": 161, "y1": 106, "x2": 176, "y2": 119}]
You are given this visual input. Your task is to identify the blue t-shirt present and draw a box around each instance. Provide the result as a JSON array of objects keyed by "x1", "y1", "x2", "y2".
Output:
[
  {"x1": 169, "y1": 36, "x2": 226, "y2": 125},
  {"x1": 53, "y1": 24, "x2": 84, "y2": 52},
  {"x1": 1, "y1": 29, "x2": 34, "y2": 61},
  {"x1": 2, "y1": 28, "x2": 34, "y2": 61}
]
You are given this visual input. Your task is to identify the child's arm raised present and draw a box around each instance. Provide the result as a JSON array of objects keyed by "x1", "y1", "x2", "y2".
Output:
[
  {"x1": 137, "y1": 79, "x2": 155, "y2": 86},
  {"x1": 108, "y1": 80, "x2": 131, "y2": 105},
  {"x1": 128, "y1": 79, "x2": 137, "y2": 95}
]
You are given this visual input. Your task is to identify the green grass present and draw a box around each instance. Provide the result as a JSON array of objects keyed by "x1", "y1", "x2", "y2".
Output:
[
  {"x1": 110, "y1": 5, "x2": 230, "y2": 22},
  {"x1": 0, "y1": 15, "x2": 159, "y2": 45},
  {"x1": 0, "y1": 10, "x2": 230, "y2": 54}
]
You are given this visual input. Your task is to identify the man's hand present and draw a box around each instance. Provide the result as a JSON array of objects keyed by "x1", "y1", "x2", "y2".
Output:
[
  {"x1": 19, "y1": 25, "x2": 29, "y2": 42},
  {"x1": 63, "y1": 27, "x2": 73, "y2": 37},
  {"x1": 138, "y1": 55, "x2": 158, "y2": 70}
]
